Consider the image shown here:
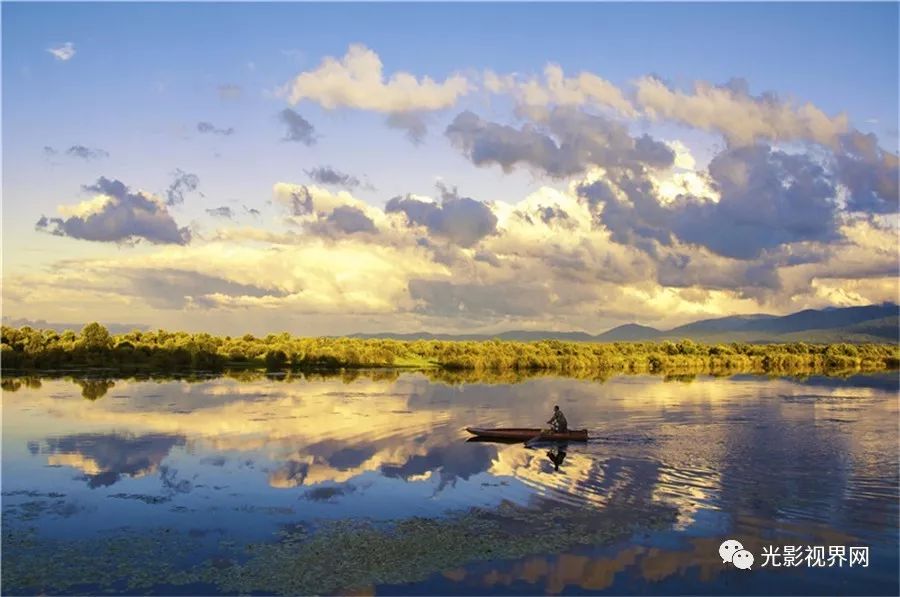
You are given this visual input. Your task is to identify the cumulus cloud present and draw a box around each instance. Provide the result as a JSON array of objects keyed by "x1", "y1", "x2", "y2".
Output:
[
  {"x1": 306, "y1": 205, "x2": 377, "y2": 238},
  {"x1": 197, "y1": 121, "x2": 235, "y2": 136},
  {"x1": 635, "y1": 76, "x2": 849, "y2": 147},
  {"x1": 686, "y1": 146, "x2": 840, "y2": 257},
  {"x1": 305, "y1": 166, "x2": 361, "y2": 188},
  {"x1": 279, "y1": 108, "x2": 317, "y2": 145},
  {"x1": 835, "y1": 131, "x2": 899, "y2": 214},
  {"x1": 476, "y1": 66, "x2": 855, "y2": 152},
  {"x1": 446, "y1": 108, "x2": 674, "y2": 177},
  {"x1": 286, "y1": 44, "x2": 471, "y2": 113},
  {"x1": 485, "y1": 64, "x2": 635, "y2": 116},
  {"x1": 274, "y1": 183, "x2": 373, "y2": 217},
  {"x1": 18, "y1": 165, "x2": 898, "y2": 333},
  {"x1": 279, "y1": 51, "x2": 867, "y2": 158},
  {"x1": 655, "y1": 250, "x2": 783, "y2": 293},
  {"x1": 386, "y1": 184, "x2": 498, "y2": 247},
  {"x1": 47, "y1": 42, "x2": 75, "y2": 61},
  {"x1": 35, "y1": 177, "x2": 191, "y2": 245},
  {"x1": 579, "y1": 144, "x2": 841, "y2": 260},
  {"x1": 165, "y1": 170, "x2": 200, "y2": 206},
  {"x1": 17, "y1": 56, "x2": 900, "y2": 334},
  {"x1": 273, "y1": 183, "x2": 384, "y2": 240}
]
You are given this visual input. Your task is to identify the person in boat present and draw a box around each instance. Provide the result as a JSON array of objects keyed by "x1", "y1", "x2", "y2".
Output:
[{"x1": 546, "y1": 405, "x2": 568, "y2": 433}]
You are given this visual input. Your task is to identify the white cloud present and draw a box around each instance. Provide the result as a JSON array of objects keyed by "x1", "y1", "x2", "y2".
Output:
[
  {"x1": 10, "y1": 154, "x2": 897, "y2": 333},
  {"x1": 485, "y1": 64, "x2": 636, "y2": 116},
  {"x1": 481, "y1": 65, "x2": 854, "y2": 151},
  {"x1": 47, "y1": 42, "x2": 76, "y2": 62},
  {"x1": 650, "y1": 141, "x2": 718, "y2": 204},
  {"x1": 273, "y1": 182, "x2": 386, "y2": 226},
  {"x1": 286, "y1": 44, "x2": 471, "y2": 113},
  {"x1": 635, "y1": 76, "x2": 849, "y2": 147},
  {"x1": 57, "y1": 194, "x2": 115, "y2": 218}
]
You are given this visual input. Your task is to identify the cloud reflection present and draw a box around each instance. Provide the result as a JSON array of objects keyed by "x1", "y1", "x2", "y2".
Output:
[{"x1": 36, "y1": 433, "x2": 185, "y2": 488}]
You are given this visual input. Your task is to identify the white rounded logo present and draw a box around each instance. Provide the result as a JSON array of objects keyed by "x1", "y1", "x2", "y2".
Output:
[
  {"x1": 732, "y1": 549, "x2": 754, "y2": 570},
  {"x1": 719, "y1": 539, "x2": 744, "y2": 563}
]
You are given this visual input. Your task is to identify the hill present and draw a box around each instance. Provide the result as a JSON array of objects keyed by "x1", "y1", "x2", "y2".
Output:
[
  {"x1": 594, "y1": 323, "x2": 662, "y2": 342},
  {"x1": 657, "y1": 304, "x2": 898, "y2": 343},
  {"x1": 353, "y1": 304, "x2": 899, "y2": 344}
]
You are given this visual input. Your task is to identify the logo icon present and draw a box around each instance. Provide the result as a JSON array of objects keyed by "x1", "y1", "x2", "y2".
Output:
[
  {"x1": 732, "y1": 549, "x2": 754, "y2": 569},
  {"x1": 719, "y1": 539, "x2": 744, "y2": 563},
  {"x1": 720, "y1": 539, "x2": 754, "y2": 570}
]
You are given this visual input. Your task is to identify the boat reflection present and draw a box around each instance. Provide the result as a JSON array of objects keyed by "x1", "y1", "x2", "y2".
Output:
[{"x1": 546, "y1": 444, "x2": 567, "y2": 471}]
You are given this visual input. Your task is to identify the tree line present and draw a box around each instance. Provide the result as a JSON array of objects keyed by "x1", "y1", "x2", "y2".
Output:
[{"x1": 2, "y1": 322, "x2": 898, "y2": 376}]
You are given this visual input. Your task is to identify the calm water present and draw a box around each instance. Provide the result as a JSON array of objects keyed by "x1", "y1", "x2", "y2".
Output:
[{"x1": 2, "y1": 372, "x2": 898, "y2": 595}]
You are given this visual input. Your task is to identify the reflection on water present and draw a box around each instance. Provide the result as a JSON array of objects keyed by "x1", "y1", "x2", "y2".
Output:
[
  {"x1": 547, "y1": 445, "x2": 567, "y2": 471},
  {"x1": 34, "y1": 433, "x2": 186, "y2": 488},
  {"x1": 2, "y1": 372, "x2": 898, "y2": 595}
]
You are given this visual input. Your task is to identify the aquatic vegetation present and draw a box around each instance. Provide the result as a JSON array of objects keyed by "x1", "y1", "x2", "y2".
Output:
[
  {"x1": 1, "y1": 500, "x2": 676, "y2": 595},
  {"x1": 4, "y1": 498, "x2": 73, "y2": 521},
  {"x1": 2, "y1": 522, "x2": 202, "y2": 594},
  {"x1": 201, "y1": 500, "x2": 676, "y2": 594}
]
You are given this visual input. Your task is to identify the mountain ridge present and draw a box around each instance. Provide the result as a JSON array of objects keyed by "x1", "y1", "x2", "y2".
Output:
[
  {"x1": 4, "y1": 305, "x2": 897, "y2": 344},
  {"x1": 351, "y1": 304, "x2": 899, "y2": 343}
]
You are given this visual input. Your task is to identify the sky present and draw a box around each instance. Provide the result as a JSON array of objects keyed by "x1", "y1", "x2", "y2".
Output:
[{"x1": 2, "y1": 2, "x2": 899, "y2": 336}]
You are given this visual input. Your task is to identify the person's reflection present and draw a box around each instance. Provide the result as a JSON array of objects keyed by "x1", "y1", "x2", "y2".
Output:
[{"x1": 546, "y1": 443, "x2": 568, "y2": 471}]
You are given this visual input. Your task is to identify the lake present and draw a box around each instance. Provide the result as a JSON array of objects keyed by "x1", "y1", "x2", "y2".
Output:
[{"x1": 2, "y1": 371, "x2": 898, "y2": 595}]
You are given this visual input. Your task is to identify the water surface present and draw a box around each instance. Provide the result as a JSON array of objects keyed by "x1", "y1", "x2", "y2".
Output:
[{"x1": 2, "y1": 372, "x2": 897, "y2": 594}]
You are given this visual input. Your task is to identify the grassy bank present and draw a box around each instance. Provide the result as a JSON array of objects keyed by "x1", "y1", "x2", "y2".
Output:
[{"x1": 2, "y1": 323, "x2": 898, "y2": 376}]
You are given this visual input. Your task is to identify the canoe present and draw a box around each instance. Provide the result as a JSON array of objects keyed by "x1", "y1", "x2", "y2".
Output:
[{"x1": 465, "y1": 427, "x2": 588, "y2": 442}]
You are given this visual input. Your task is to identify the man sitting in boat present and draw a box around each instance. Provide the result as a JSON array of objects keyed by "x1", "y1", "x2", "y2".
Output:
[{"x1": 547, "y1": 405, "x2": 568, "y2": 433}]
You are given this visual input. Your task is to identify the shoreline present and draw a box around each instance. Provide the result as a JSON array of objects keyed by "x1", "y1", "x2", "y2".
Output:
[{"x1": 2, "y1": 364, "x2": 897, "y2": 393}]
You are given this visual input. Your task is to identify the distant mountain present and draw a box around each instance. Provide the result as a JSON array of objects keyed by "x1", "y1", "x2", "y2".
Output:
[
  {"x1": 667, "y1": 314, "x2": 777, "y2": 336},
  {"x1": 350, "y1": 330, "x2": 596, "y2": 342},
  {"x1": 739, "y1": 304, "x2": 898, "y2": 334},
  {"x1": 775, "y1": 316, "x2": 899, "y2": 344},
  {"x1": 5, "y1": 304, "x2": 897, "y2": 344},
  {"x1": 634, "y1": 304, "x2": 898, "y2": 343},
  {"x1": 595, "y1": 323, "x2": 661, "y2": 342},
  {"x1": 351, "y1": 304, "x2": 899, "y2": 344}
]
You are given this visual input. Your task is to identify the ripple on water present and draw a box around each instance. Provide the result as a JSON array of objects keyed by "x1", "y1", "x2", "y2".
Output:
[{"x1": 2, "y1": 373, "x2": 897, "y2": 595}]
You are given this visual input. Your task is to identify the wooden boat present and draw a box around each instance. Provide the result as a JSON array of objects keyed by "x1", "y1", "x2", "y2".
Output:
[{"x1": 465, "y1": 427, "x2": 588, "y2": 442}]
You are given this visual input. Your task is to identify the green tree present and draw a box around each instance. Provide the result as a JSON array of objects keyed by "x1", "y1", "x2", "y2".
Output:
[{"x1": 80, "y1": 322, "x2": 112, "y2": 351}]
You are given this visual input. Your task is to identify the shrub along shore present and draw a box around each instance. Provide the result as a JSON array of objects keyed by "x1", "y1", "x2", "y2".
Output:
[{"x1": 2, "y1": 323, "x2": 898, "y2": 376}]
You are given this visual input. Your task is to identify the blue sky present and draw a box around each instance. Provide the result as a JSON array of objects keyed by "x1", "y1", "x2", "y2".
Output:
[{"x1": 2, "y1": 2, "x2": 898, "y2": 335}]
